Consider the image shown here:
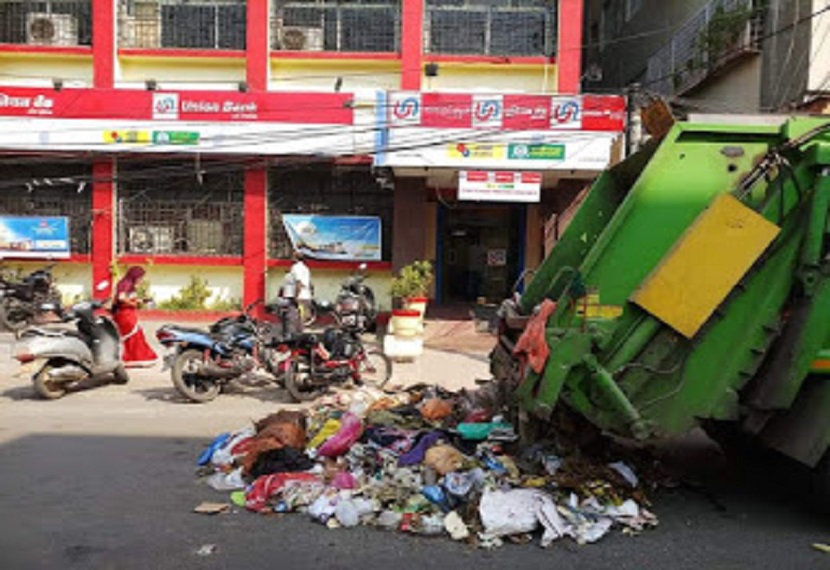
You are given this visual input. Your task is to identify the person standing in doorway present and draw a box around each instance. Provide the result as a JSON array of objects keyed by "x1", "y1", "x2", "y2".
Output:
[
  {"x1": 112, "y1": 266, "x2": 158, "y2": 368},
  {"x1": 290, "y1": 250, "x2": 313, "y2": 321}
]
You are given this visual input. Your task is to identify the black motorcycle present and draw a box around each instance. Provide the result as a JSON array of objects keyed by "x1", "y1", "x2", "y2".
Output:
[
  {"x1": 156, "y1": 301, "x2": 280, "y2": 403},
  {"x1": 0, "y1": 265, "x2": 62, "y2": 332},
  {"x1": 303, "y1": 263, "x2": 378, "y2": 331}
]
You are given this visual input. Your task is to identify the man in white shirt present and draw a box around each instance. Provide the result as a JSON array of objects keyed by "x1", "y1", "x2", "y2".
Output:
[{"x1": 289, "y1": 250, "x2": 313, "y2": 324}]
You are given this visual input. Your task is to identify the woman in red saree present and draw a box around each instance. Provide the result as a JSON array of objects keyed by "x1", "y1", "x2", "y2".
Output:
[{"x1": 112, "y1": 266, "x2": 158, "y2": 368}]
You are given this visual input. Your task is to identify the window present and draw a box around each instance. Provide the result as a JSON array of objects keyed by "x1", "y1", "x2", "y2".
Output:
[
  {"x1": 0, "y1": 0, "x2": 92, "y2": 46},
  {"x1": 117, "y1": 159, "x2": 244, "y2": 256},
  {"x1": 0, "y1": 159, "x2": 92, "y2": 254}
]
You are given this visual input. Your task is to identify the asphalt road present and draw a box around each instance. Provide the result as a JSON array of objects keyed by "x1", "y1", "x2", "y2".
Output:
[{"x1": 0, "y1": 329, "x2": 827, "y2": 570}]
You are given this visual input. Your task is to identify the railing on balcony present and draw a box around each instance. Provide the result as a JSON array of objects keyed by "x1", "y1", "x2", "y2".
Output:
[
  {"x1": 425, "y1": 0, "x2": 556, "y2": 58},
  {"x1": 0, "y1": 0, "x2": 92, "y2": 47},
  {"x1": 118, "y1": 0, "x2": 246, "y2": 50},
  {"x1": 271, "y1": 0, "x2": 400, "y2": 53},
  {"x1": 646, "y1": 0, "x2": 763, "y2": 96}
]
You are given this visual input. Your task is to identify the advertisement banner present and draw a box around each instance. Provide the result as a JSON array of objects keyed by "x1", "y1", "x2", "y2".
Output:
[
  {"x1": 0, "y1": 87, "x2": 355, "y2": 125},
  {"x1": 389, "y1": 92, "x2": 626, "y2": 132},
  {"x1": 458, "y1": 171, "x2": 541, "y2": 203},
  {"x1": 281, "y1": 215, "x2": 382, "y2": 261},
  {"x1": 0, "y1": 216, "x2": 70, "y2": 259}
]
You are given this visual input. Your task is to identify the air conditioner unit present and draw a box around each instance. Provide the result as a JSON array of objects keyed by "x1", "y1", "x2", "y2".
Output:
[
  {"x1": 276, "y1": 26, "x2": 325, "y2": 51},
  {"x1": 26, "y1": 13, "x2": 79, "y2": 47},
  {"x1": 129, "y1": 226, "x2": 175, "y2": 254}
]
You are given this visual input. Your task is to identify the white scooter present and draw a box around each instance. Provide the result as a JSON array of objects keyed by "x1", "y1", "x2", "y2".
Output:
[{"x1": 15, "y1": 287, "x2": 128, "y2": 399}]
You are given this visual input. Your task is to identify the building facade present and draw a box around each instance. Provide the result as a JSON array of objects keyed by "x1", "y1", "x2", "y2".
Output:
[
  {"x1": 0, "y1": 0, "x2": 624, "y2": 311},
  {"x1": 587, "y1": 0, "x2": 830, "y2": 115}
]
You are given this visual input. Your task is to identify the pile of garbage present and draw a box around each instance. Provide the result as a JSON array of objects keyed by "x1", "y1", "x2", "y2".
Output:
[{"x1": 195, "y1": 384, "x2": 658, "y2": 548}]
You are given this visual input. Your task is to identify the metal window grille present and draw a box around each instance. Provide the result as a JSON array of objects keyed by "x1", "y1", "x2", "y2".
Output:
[
  {"x1": 117, "y1": 160, "x2": 244, "y2": 256},
  {"x1": 271, "y1": 0, "x2": 400, "y2": 53},
  {"x1": 0, "y1": 161, "x2": 92, "y2": 253},
  {"x1": 0, "y1": 0, "x2": 92, "y2": 46},
  {"x1": 268, "y1": 165, "x2": 393, "y2": 260},
  {"x1": 424, "y1": 0, "x2": 556, "y2": 57},
  {"x1": 645, "y1": 0, "x2": 763, "y2": 96},
  {"x1": 117, "y1": 0, "x2": 246, "y2": 50}
]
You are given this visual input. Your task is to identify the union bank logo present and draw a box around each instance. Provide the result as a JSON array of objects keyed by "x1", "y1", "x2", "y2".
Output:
[
  {"x1": 389, "y1": 92, "x2": 421, "y2": 125},
  {"x1": 153, "y1": 93, "x2": 179, "y2": 120},
  {"x1": 472, "y1": 95, "x2": 502, "y2": 128}
]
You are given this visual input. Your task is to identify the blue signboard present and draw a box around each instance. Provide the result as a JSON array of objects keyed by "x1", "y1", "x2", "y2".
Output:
[
  {"x1": 282, "y1": 215, "x2": 382, "y2": 261},
  {"x1": 0, "y1": 216, "x2": 70, "y2": 259}
]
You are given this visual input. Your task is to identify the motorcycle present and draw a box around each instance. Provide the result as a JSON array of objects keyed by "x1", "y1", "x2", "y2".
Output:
[
  {"x1": 303, "y1": 263, "x2": 378, "y2": 331},
  {"x1": 156, "y1": 301, "x2": 281, "y2": 403},
  {"x1": 281, "y1": 327, "x2": 392, "y2": 402},
  {"x1": 0, "y1": 264, "x2": 63, "y2": 332},
  {"x1": 14, "y1": 298, "x2": 128, "y2": 400}
]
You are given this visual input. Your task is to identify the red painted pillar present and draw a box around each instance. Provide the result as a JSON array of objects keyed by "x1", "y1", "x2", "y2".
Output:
[
  {"x1": 400, "y1": 0, "x2": 424, "y2": 90},
  {"x1": 246, "y1": 0, "x2": 270, "y2": 91},
  {"x1": 243, "y1": 168, "x2": 268, "y2": 317},
  {"x1": 557, "y1": 0, "x2": 584, "y2": 94},
  {"x1": 92, "y1": 0, "x2": 116, "y2": 88},
  {"x1": 91, "y1": 160, "x2": 115, "y2": 300}
]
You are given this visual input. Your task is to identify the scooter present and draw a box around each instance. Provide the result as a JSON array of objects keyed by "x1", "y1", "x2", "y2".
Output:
[
  {"x1": 301, "y1": 263, "x2": 378, "y2": 331},
  {"x1": 15, "y1": 297, "x2": 128, "y2": 400}
]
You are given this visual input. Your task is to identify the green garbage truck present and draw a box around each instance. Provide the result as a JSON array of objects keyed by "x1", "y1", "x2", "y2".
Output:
[{"x1": 491, "y1": 117, "x2": 830, "y2": 492}]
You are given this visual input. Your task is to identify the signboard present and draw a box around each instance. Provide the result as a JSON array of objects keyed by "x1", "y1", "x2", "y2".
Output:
[
  {"x1": 507, "y1": 143, "x2": 565, "y2": 160},
  {"x1": 281, "y1": 215, "x2": 382, "y2": 261},
  {"x1": 458, "y1": 171, "x2": 541, "y2": 203},
  {"x1": 389, "y1": 92, "x2": 626, "y2": 132},
  {"x1": 0, "y1": 216, "x2": 70, "y2": 259},
  {"x1": 0, "y1": 87, "x2": 355, "y2": 125},
  {"x1": 103, "y1": 130, "x2": 200, "y2": 145}
]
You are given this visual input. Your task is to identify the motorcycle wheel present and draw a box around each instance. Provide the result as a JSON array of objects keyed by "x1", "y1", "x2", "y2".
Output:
[
  {"x1": 357, "y1": 349, "x2": 392, "y2": 389},
  {"x1": 284, "y1": 359, "x2": 326, "y2": 403},
  {"x1": 0, "y1": 298, "x2": 30, "y2": 332},
  {"x1": 112, "y1": 364, "x2": 129, "y2": 385},
  {"x1": 32, "y1": 363, "x2": 67, "y2": 400},
  {"x1": 171, "y1": 349, "x2": 221, "y2": 403}
]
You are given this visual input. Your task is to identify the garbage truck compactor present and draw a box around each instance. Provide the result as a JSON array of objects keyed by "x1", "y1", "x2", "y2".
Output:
[{"x1": 491, "y1": 117, "x2": 830, "y2": 494}]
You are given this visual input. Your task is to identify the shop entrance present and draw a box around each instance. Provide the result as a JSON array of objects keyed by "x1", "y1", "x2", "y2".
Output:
[{"x1": 439, "y1": 204, "x2": 524, "y2": 304}]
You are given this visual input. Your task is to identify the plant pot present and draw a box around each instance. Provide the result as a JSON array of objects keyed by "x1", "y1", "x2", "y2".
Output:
[
  {"x1": 390, "y1": 309, "x2": 422, "y2": 338},
  {"x1": 403, "y1": 297, "x2": 429, "y2": 319}
]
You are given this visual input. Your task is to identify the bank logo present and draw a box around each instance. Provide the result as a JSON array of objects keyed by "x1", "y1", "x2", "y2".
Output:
[
  {"x1": 550, "y1": 97, "x2": 581, "y2": 129},
  {"x1": 472, "y1": 95, "x2": 502, "y2": 128},
  {"x1": 153, "y1": 93, "x2": 179, "y2": 120},
  {"x1": 390, "y1": 92, "x2": 421, "y2": 126}
]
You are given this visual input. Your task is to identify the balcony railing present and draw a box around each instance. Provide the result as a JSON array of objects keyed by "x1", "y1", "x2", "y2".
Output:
[
  {"x1": 0, "y1": 0, "x2": 92, "y2": 47},
  {"x1": 118, "y1": 0, "x2": 246, "y2": 50},
  {"x1": 646, "y1": 0, "x2": 763, "y2": 96},
  {"x1": 271, "y1": 1, "x2": 400, "y2": 53},
  {"x1": 425, "y1": 0, "x2": 556, "y2": 57}
]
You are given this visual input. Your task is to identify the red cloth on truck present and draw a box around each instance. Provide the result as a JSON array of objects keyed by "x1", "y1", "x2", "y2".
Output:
[{"x1": 512, "y1": 299, "x2": 557, "y2": 374}]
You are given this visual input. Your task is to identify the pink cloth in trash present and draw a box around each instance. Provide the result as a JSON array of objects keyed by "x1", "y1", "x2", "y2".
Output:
[
  {"x1": 317, "y1": 413, "x2": 363, "y2": 458},
  {"x1": 245, "y1": 472, "x2": 319, "y2": 512}
]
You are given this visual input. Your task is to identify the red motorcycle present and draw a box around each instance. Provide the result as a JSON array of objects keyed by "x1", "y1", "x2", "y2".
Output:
[{"x1": 277, "y1": 326, "x2": 392, "y2": 402}]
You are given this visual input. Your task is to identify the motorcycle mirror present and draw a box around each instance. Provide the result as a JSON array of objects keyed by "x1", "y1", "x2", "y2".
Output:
[{"x1": 95, "y1": 280, "x2": 110, "y2": 292}]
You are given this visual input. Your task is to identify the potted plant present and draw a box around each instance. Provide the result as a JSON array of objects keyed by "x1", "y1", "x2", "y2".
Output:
[{"x1": 390, "y1": 260, "x2": 434, "y2": 319}]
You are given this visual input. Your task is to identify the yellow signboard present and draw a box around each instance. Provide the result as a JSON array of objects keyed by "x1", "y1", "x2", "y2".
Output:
[{"x1": 447, "y1": 143, "x2": 506, "y2": 160}]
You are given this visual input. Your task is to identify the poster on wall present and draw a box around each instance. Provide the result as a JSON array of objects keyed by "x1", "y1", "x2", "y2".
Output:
[
  {"x1": 281, "y1": 215, "x2": 382, "y2": 261},
  {"x1": 0, "y1": 216, "x2": 70, "y2": 259}
]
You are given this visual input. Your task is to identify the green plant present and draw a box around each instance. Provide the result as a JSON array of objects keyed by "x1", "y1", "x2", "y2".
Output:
[
  {"x1": 209, "y1": 296, "x2": 242, "y2": 312},
  {"x1": 158, "y1": 275, "x2": 212, "y2": 310},
  {"x1": 390, "y1": 260, "x2": 434, "y2": 299},
  {"x1": 697, "y1": 5, "x2": 754, "y2": 64}
]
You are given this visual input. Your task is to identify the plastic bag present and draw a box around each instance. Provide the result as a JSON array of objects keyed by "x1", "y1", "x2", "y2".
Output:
[
  {"x1": 424, "y1": 444, "x2": 464, "y2": 475},
  {"x1": 317, "y1": 413, "x2": 363, "y2": 457}
]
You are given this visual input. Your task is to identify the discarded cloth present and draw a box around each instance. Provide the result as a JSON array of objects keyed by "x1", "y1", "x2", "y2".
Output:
[
  {"x1": 248, "y1": 447, "x2": 316, "y2": 478},
  {"x1": 512, "y1": 299, "x2": 558, "y2": 374}
]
